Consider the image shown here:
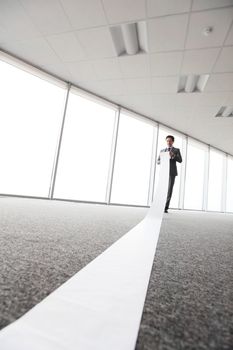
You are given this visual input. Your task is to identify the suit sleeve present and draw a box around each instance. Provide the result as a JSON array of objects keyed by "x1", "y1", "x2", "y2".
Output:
[{"x1": 172, "y1": 149, "x2": 182, "y2": 163}]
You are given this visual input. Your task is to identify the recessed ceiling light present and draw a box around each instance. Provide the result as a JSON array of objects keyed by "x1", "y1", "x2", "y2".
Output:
[
  {"x1": 121, "y1": 23, "x2": 139, "y2": 55},
  {"x1": 177, "y1": 74, "x2": 209, "y2": 93},
  {"x1": 110, "y1": 21, "x2": 148, "y2": 57},
  {"x1": 215, "y1": 106, "x2": 233, "y2": 117}
]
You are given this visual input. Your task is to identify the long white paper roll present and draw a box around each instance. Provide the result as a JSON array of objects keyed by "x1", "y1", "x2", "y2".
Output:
[{"x1": 0, "y1": 152, "x2": 170, "y2": 350}]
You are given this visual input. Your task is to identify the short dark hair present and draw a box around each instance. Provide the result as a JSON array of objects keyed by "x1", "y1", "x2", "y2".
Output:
[{"x1": 166, "y1": 135, "x2": 174, "y2": 142}]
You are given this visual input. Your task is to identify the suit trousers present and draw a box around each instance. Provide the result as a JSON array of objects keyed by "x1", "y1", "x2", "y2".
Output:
[{"x1": 165, "y1": 175, "x2": 176, "y2": 210}]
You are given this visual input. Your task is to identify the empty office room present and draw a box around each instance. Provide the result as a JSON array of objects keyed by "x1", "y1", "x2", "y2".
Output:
[{"x1": 0, "y1": 1, "x2": 232, "y2": 349}]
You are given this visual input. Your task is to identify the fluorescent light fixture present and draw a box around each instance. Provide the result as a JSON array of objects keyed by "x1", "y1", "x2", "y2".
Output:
[
  {"x1": 121, "y1": 23, "x2": 139, "y2": 55},
  {"x1": 196, "y1": 74, "x2": 209, "y2": 92},
  {"x1": 185, "y1": 74, "x2": 199, "y2": 93},
  {"x1": 215, "y1": 106, "x2": 233, "y2": 117},
  {"x1": 110, "y1": 21, "x2": 148, "y2": 56},
  {"x1": 177, "y1": 74, "x2": 209, "y2": 93},
  {"x1": 222, "y1": 106, "x2": 233, "y2": 117}
]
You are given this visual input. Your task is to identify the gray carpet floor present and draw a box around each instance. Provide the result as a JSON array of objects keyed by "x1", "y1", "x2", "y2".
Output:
[
  {"x1": 0, "y1": 197, "x2": 146, "y2": 330},
  {"x1": 136, "y1": 210, "x2": 233, "y2": 350},
  {"x1": 1, "y1": 198, "x2": 232, "y2": 349}
]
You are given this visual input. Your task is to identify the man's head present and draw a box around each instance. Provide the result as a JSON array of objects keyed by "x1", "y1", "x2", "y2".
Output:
[{"x1": 166, "y1": 135, "x2": 174, "y2": 147}]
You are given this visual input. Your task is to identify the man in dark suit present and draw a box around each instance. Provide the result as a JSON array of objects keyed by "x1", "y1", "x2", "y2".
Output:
[{"x1": 157, "y1": 135, "x2": 182, "y2": 213}]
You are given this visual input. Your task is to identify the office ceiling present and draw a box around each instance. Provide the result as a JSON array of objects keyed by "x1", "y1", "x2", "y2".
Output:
[{"x1": 0, "y1": 0, "x2": 233, "y2": 154}]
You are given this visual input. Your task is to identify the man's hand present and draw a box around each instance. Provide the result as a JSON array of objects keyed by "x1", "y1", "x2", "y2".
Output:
[{"x1": 169, "y1": 151, "x2": 175, "y2": 159}]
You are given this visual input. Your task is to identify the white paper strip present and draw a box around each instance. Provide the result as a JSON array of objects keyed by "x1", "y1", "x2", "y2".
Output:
[{"x1": 0, "y1": 152, "x2": 169, "y2": 350}]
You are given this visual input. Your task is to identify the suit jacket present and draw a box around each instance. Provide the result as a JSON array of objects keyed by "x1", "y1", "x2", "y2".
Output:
[{"x1": 157, "y1": 147, "x2": 182, "y2": 176}]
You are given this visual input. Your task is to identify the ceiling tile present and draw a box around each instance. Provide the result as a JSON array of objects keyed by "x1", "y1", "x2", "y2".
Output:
[
  {"x1": 173, "y1": 92, "x2": 203, "y2": 106},
  {"x1": 151, "y1": 76, "x2": 178, "y2": 93},
  {"x1": 102, "y1": 0, "x2": 146, "y2": 24},
  {"x1": 151, "y1": 104, "x2": 174, "y2": 120},
  {"x1": 225, "y1": 91, "x2": 233, "y2": 104},
  {"x1": 198, "y1": 92, "x2": 228, "y2": 105},
  {"x1": 205, "y1": 73, "x2": 233, "y2": 91},
  {"x1": 186, "y1": 8, "x2": 233, "y2": 49},
  {"x1": 181, "y1": 48, "x2": 220, "y2": 74},
  {"x1": 151, "y1": 93, "x2": 177, "y2": 106},
  {"x1": 148, "y1": 14, "x2": 189, "y2": 52},
  {"x1": 213, "y1": 46, "x2": 233, "y2": 72},
  {"x1": 102, "y1": 94, "x2": 126, "y2": 104},
  {"x1": 75, "y1": 27, "x2": 116, "y2": 59},
  {"x1": 193, "y1": 105, "x2": 220, "y2": 117},
  {"x1": 118, "y1": 94, "x2": 153, "y2": 115},
  {"x1": 172, "y1": 105, "x2": 195, "y2": 127},
  {"x1": 46, "y1": 32, "x2": 86, "y2": 62},
  {"x1": 41, "y1": 63, "x2": 72, "y2": 81},
  {"x1": 124, "y1": 78, "x2": 151, "y2": 94},
  {"x1": 1, "y1": 38, "x2": 60, "y2": 66},
  {"x1": 20, "y1": 0, "x2": 72, "y2": 35},
  {"x1": 173, "y1": 104, "x2": 195, "y2": 117},
  {"x1": 225, "y1": 25, "x2": 233, "y2": 45},
  {"x1": 65, "y1": 61, "x2": 98, "y2": 81},
  {"x1": 147, "y1": 0, "x2": 191, "y2": 17},
  {"x1": 93, "y1": 58, "x2": 122, "y2": 80},
  {"x1": 119, "y1": 54, "x2": 150, "y2": 78},
  {"x1": 150, "y1": 51, "x2": 183, "y2": 76},
  {"x1": 60, "y1": 0, "x2": 107, "y2": 30},
  {"x1": 192, "y1": 0, "x2": 233, "y2": 11},
  {"x1": 79, "y1": 79, "x2": 126, "y2": 95},
  {"x1": 0, "y1": 0, "x2": 41, "y2": 42}
]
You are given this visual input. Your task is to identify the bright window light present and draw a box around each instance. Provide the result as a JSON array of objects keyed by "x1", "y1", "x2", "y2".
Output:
[
  {"x1": 207, "y1": 149, "x2": 224, "y2": 211},
  {"x1": 111, "y1": 112, "x2": 154, "y2": 205},
  {"x1": 54, "y1": 89, "x2": 116, "y2": 202},
  {"x1": 0, "y1": 59, "x2": 66, "y2": 197},
  {"x1": 184, "y1": 140, "x2": 207, "y2": 210},
  {"x1": 226, "y1": 156, "x2": 233, "y2": 212}
]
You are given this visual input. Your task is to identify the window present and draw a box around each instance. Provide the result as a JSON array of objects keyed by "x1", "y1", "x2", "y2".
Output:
[
  {"x1": 54, "y1": 89, "x2": 116, "y2": 202},
  {"x1": 154, "y1": 127, "x2": 184, "y2": 208},
  {"x1": 207, "y1": 149, "x2": 224, "y2": 211},
  {"x1": 184, "y1": 139, "x2": 207, "y2": 210},
  {"x1": 0, "y1": 56, "x2": 230, "y2": 212},
  {"x1": 226, "y1": 156, "x2": 233, "y2": 213},
  {"x1": 111, "y1": 112, "x2": 155, "y2": 205},
  {"x1": 0, "y1": 59, "x2": 66, "y2": 197}
]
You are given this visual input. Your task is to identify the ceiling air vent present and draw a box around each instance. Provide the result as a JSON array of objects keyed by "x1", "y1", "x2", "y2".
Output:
[
  {"x1": 215, "y1": 106, "x2": 233, "y2": 117},
  {"x1": 177, "y1": 74, "x2": 209, "y2": 93},
  {"x1": 110, "y1": 21, "x2": 148, "y2": 56}
]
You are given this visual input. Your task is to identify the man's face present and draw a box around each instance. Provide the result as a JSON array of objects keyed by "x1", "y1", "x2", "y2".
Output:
[{"x1": 166, "y1": 137, "x2": 174, "y2": 147}]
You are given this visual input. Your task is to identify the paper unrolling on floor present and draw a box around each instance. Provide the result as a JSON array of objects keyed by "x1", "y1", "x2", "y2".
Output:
[{"x1": 0, "y1": 152, "x2": 169, "y2": 350}]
